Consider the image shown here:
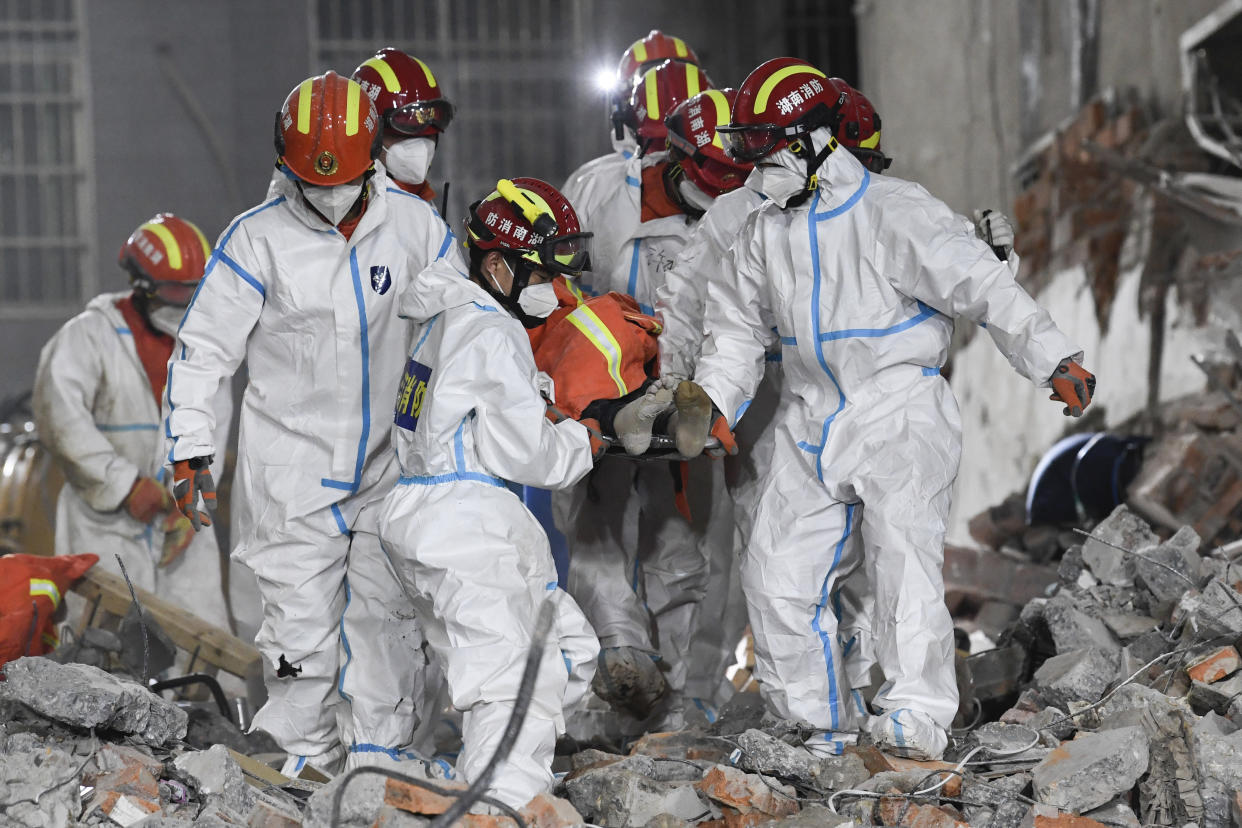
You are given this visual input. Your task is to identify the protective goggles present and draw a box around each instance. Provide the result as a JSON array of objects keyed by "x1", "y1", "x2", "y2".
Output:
[
  {"x1": 717, "y1": 122, "x2": 804, "y2": 162},
  {"x1": 132, "y1": 275, "x2": 200, "y2": 307},
  {"x1": 384, "y1": 99, "x2": 454, "y2": 137},
  {"x1": 529, "y1": 232, "x2": 593, "y2": 277},
  {"x1": 850, "y1": 147, "x2": 893, "y2": 174}
]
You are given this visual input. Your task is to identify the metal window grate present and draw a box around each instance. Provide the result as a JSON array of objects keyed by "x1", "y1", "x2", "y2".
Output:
[
  {"x1": 0, "y1": 0, "x2": 95, "y2": 317},
  {"x1": 311, "y1": 0, "x2": 597, "y2": 226}
]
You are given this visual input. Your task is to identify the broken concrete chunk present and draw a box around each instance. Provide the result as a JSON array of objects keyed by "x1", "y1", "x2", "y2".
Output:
[
  {"x1": 1032, "y1": 725, "x2": 1150, "y2": 813},
  {"x1": 1133, "y1": 526, "x2": 1201, "y2": 608},
  {"x1": 1193, "y1": 728, "x2": 1242, "y2": 828},
  {"x1": 1094, "y1": 683, "x2": 1192, "y2": 732},
  {"x1": 1033, "y1": 647, "x2": 1120, "y2": 709},
  {"x1": 694, "y1": 765, "x2": 798, "y2": 818},
  {"x1": 1043, "y1": 594, "x2": 1121, "y2": 656},
  {"x1": 1099, "y1": 612, "x2": 1157, "y2": 641},
  {"x1": 565, "y1": 755, "x2": 709, "y2": 826},
  {"x1": 1080, "y1": 506, "x2": 1159, "y2": 585},
  {"x1": 0, "y1": 657, "x2": 187, "y2": 747},
  {"x1": 754, "y1": 803, "x2": 855, "y2": 826},
  {"x1": 630, "y1": 730, "x2": 731, "y2": 764},
  {"x1": 302, "y1": 770, "x2": 389, "y2": 828},
  {"x1": 1188, "y1": 674, "x2": 1242, "y2": 716},
  {"x1": 961, "y1": 771, "x2": 1030, "y2": 826},
  {"x1": 0, "y1": 743, "x2": 82, "y2": 828},
  {"x1": 172, "y1": 744, "x2": 255, "y2": 818},
  {"x1": 1083, "y1": 798, "x2": 1141, "y2": 827},
  {"x1": 878, "y1": 797, "x2": 969, "y2": 827},
  {"x1": 1187, "y1": 646, "x2": 1241, "y2": 684}
]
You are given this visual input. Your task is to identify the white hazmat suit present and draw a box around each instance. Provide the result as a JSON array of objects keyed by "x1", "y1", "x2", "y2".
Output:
[
  {"x1": 34, "y1": 292, "x2": 232, "y2": 629},
  {"x1": 165, "y1": 164, "x2": 463, "y2": 766},
  {"x1": 695, "y1": 139, "x2": 1081, "y2": 757},
  {"x1": 378, "y1": 257, "x2": 598, "y2": 807}
]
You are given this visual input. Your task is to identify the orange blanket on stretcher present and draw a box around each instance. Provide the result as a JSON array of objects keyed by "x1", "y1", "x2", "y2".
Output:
[{"x1": 527, "y1": 279, "x2": 661, "y2": 419}]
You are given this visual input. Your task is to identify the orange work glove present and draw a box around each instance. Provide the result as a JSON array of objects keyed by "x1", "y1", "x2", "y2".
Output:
[
  {"x1": 159, "y1": 510, "x2": 195, "y2": 567},
  {"x1": 172, "y1": 456, "x2": 216, "y2": 530},
  {"x1": 124, "y1": 476, "x2": 175, "y2": 524},
  {"x1": 706, "y1": 415, "x2": 739, "y2": 457},
  {"x1": 580, "y1": 417, "x2": 610, "y2": 462},
  {"x1": 1049, "y1": 358, "x2": 1096, "y2": 417}
]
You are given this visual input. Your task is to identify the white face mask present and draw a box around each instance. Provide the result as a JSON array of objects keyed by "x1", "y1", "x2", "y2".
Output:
[
  {"x1": 517, "y1": 282, "x2": 559, "y2": 318},
  {"x1": 677, "y1": 177, "x2": 716, "y2": 213},
  {"x1": 149, "y1": 304, "x2": 186, "y2": 336},
  {"x1": 382, "y1": 137, "x2": 436, "y2": 186},
  {"x1": 301, "y1": 180, "x2": 364, "y2": 225},
  {"x1": 757, "y1": 146, "x2": 809, "y2": 208}
]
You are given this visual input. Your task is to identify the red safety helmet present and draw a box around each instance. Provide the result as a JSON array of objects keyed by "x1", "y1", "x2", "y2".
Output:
[
  {"x1": 832, "y1": 81, "x2": 891, "y2": 173},
  {"x1": 351, "y1": 47, "x2": 454, "y2": 138},
  {"x1": 627, "y1": 60, "x2": 713, "y2": 156},
  {"x1": 617, "y1": 30, "x2": 700, "y2": 85},
  {"x1": 118, "y1": 213, "x2": 211, "y2": 307},
  {"x1": 665, "y1": 88, "x2": 753, "y2": 198},
  {"x1": 274, "y1": 71, "x2": 381, "y2": 185},
  {"x1": 718, "y1": 57, "x2": 847, "y2": 163},
  {"x1": 466, "y1": 178, "x2": 592, "y2": 277}
]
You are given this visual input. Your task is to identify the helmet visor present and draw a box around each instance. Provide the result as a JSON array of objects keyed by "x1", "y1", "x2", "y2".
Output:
[
  {"x1": 718, "y1": 123, "x2": 784, "y2": 162},
  {"x1": 851, "y1": 147, "x2": 892, "y2": 174},
  {"x1": 386, "y1": 100, "x2": 455, "y2": 136},
  {"x1": 151, "y1": 280, "x2": 200, "y2": 307},
  {"x1": 540, "y1": 232, "x2": 593, "y2": 276}
]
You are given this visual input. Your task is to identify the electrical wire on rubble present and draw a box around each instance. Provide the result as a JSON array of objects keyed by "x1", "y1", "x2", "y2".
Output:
[
  {"x1": 329, "y1": 600, "x2": 556, "y2": 827},
  {"x1": 114, "y1": 553, "x2": 150, "y2": 684}
]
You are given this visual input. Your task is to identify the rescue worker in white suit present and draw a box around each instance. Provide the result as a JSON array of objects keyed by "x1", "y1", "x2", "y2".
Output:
[
  {"x1": 34, "y1": 214, "x2": 232, "y2": 631},
  {"x1": 562, "y1": 30, "x2": 701, "y2": 214},
  {"x1": 556, "y1": 60, "x2": 742, "y2": 727},
  {"x1": 165, "y1": 71, "x2": 464, "y2": 776},
  {"x1": 679, "y1": 57, "x2": 1096, "y2": 760},
  {"x1": 378, "y1": 177, "x2": 602, "y2": 807},
  {"x1": 658, "y1": 79, "x2": 1021, "y2": 716}
]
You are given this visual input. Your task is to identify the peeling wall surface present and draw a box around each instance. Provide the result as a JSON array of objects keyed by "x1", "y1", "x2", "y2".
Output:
[{"x1": 857, "y1": 0, "x2": 1242, "y2": 541}]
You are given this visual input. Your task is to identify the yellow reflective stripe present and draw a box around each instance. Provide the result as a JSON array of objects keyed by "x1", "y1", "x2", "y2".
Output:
[
  {"x1": 189, "y1": 221, "x2": 211, "y2": 261},
  {"x1": 564, "y1": 279, "x2": 586, "y2": 304},
  {"x1": 755, "y1": 65, "x2": 826, "y2": 114},
  {"x1": 345, "y1": 80, "x2": 361, "y2": 136},
  {"x1": 672, "y1": 37, "x2": 688, "y2": 58},
  {"x1": 29, "y1": 578, "x2": 61, "y2": 608},
  {"x1": 362, "y1": 56, "x2": 401, "y2": 93},
  {"x1": 41, "y1": 631, "x2": 59, "y2": 649},
  {"x1": 645, "y1": 70, "x2": 660, "y2": 119},
  {"x1": 566, "y1": 305, "x2": 628, "y2": 396},
  {"x1": 859, "y1": 129, "x2": 881, "y2": 149},
  {"x1": 685, "y1": 64, "x2": 701, "y2": 99},
  {"x1": 704, "y1": 88, "x2": 730, "y2": 148},
  {"x1": 411, "y1": 56, "x2": 437, "y2": 88},
  {"x1": 141, "y1": 222, "x2": 182, "y2": 270},
  {"x1": 632, "y1": 41, "x2": 648, "y2": 64},
  {"x1": 296, "y1": 77, "x2": 314, "y2": 134}
]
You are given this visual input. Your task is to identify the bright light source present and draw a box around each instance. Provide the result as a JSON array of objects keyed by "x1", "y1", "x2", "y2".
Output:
[{"x1": 593, "y1": 68, "x2": 617, "y2": 93}]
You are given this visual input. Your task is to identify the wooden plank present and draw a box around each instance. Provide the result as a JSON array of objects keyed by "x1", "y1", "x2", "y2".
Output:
[{"x1": 72, "y1": 567, "x2": 261, "y2": 679}]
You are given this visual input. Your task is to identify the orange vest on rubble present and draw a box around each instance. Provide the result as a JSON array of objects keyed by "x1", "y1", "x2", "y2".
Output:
[
  {"x1": 0, "y1": 552, "x2": 98, "y2": 667},
  {"x1": 527, "y1": 279, "x2": 661, "y2": 419}
]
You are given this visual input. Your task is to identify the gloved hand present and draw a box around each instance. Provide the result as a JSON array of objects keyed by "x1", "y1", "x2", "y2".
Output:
[
  {"x1": 124, "y1": 476, "x2": 175, "y2": 524},
  {"x1": 172, "y1": 456, "x2": 216, "y2": 530},
  {"x1": 973, "y1": 208, "x2": 1014, "y2": 262},
  {"x1": 1049, "y1": 358, "x2": 1096, "y2": 417},
  {"x1": 706, "y1": 415, "x2": 739, "y2": 457},
  {"x1": 159, "y1": 510, "x2": 195, "y2": 566},
  {"x1": 580, "y1": 417, "x2": 610, "y2": 462}
]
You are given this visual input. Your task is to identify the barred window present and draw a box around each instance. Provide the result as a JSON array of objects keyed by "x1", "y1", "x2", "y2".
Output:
[{"x1": 0, "y1": 0, "x2": 96, "y2": 317}]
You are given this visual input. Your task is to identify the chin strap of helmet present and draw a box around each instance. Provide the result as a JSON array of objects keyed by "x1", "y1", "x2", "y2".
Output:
[
  {"x1": 784, "y1": 132, "x2": 839, "y2": 209},
  {"x1": 662, "y1": 161, "x2": 706, "y2": 220},
  {"x1": 480, "y1": 253, "x2": 546, "y2": 329}
]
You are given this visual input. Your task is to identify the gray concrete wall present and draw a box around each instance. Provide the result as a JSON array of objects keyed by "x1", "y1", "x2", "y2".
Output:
[{"x1": 856, "y1": 0, "x2": 1222, "y2": 216}]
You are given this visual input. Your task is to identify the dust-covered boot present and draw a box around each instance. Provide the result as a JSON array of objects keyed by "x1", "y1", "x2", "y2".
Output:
[
  {"x1": 671, "y1": 380, "x2": 713, "y2": 457},
  {"x1": 866, "y1": 708, "x2": 949, "y2": 760},
  {"x1": 591, "y1": 646, "x2": 669, "y2": 719},
  {"x1": 613, "y1": 384, "x2": 675, "y2": 455}
]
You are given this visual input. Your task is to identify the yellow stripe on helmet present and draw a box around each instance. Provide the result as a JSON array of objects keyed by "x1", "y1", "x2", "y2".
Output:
[
  {"x1": 188, "y1": 220, "x2": 211, "y2": 261},
  {"x1": 672, "y1": 37, "x2": 688, "y2": 58},
  {"x1": 29, "y1": 578, "x2": 61, "y2": 608},
  {"x1": 645, "y1": 70, "x2": 660, "y2": 119},
  {"x1": 859, "y1": 129, "x2": 881, "y2": 149},
  {"x1": 345, "y1": 80, "x2": 361, "y2": 136},
  {"x1": 411, "y1": 56, "x2": 437, "y2": 89},
  {"x1": 361, "y1": 57, "x2": 401, "y2": 93},
  {"x1": 755, "y1": 64, "x2": 826, "y2": 114},
  {"x1": 685, "y1": 63, "x2": 701, "y2": 98},
  {"x1": 141, "y1": 221, "x2": 182, "y2": 270},
  {"x1": 567, "y1": 305, "x2": 629, "y2": 396},
  {"x1": 704, "y1": 89, "x2": 731, "y2": 148},
  {"x1": 296, "y1": 77, "x2": 314, "y2": 134},
  {"x1": 632, "y1": 41, "x2": 648, "y2": 64}
]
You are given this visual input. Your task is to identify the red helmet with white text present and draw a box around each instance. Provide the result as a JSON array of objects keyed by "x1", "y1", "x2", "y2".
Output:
[
  {"x1": 351, "y1": 47, "x2": 454, "y2": 138},
  {"x1": 665, "y1": 89, "x2": 753, "y2": 198},
  {"x1": 118, "y1": 213, "x2": 211, "y2": 307},
  {"x1": 626, "y1": 60, "x2": 713, "y2": 156},
  {"x1": 718, "y1": 58, "x2": 846, "y2": 163}
]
